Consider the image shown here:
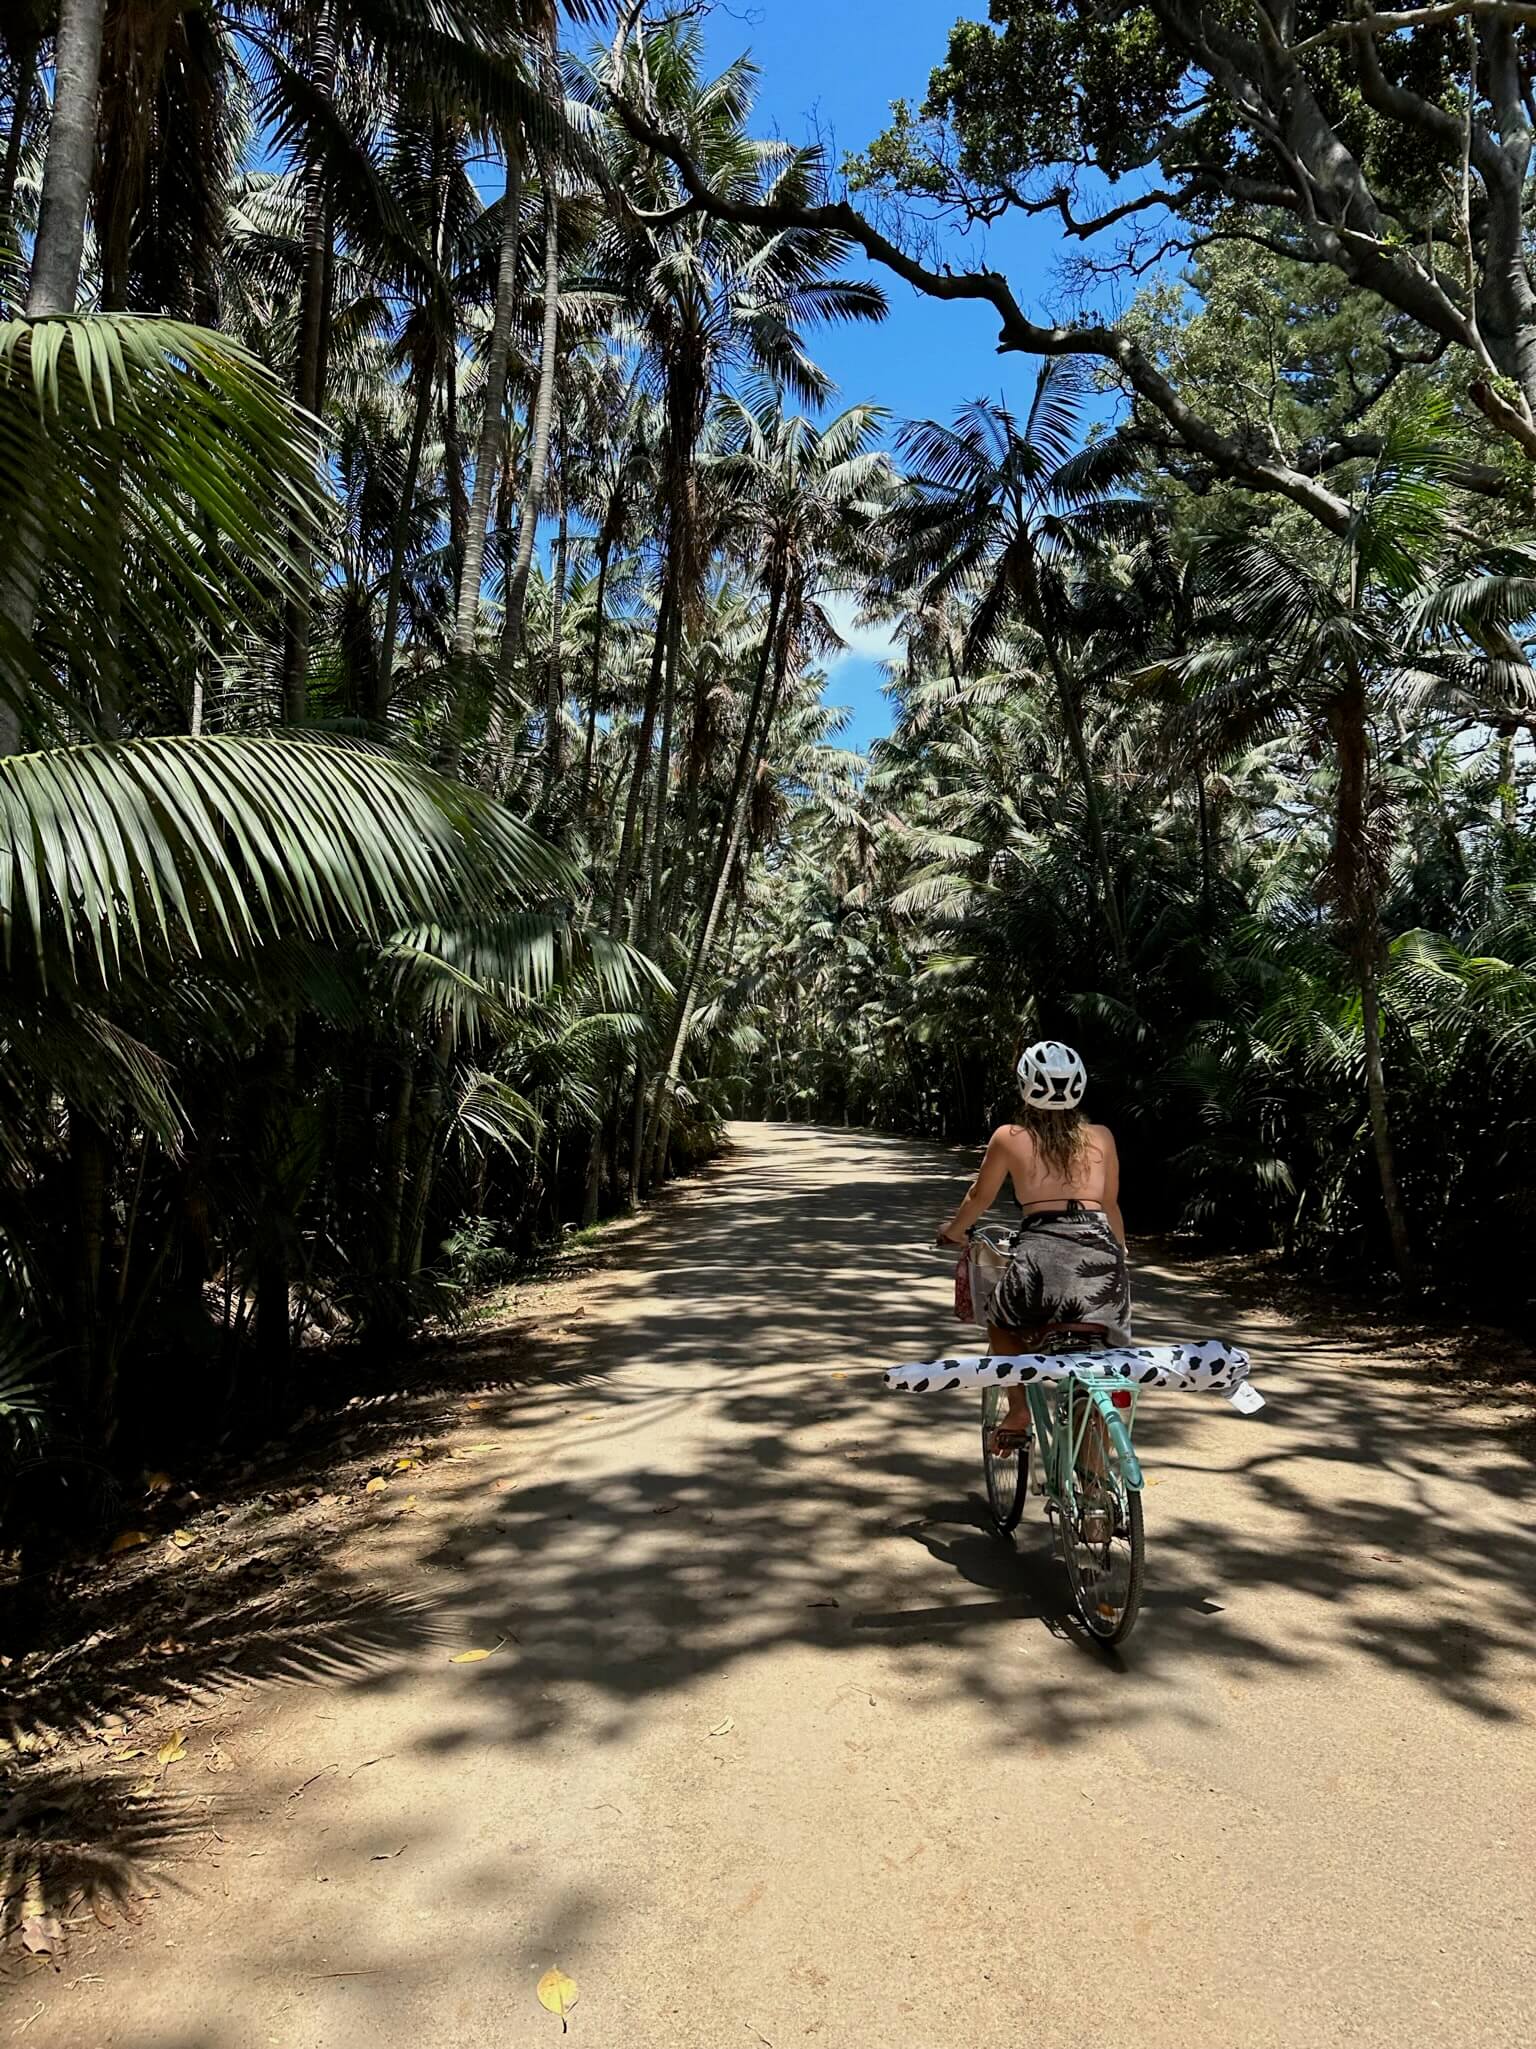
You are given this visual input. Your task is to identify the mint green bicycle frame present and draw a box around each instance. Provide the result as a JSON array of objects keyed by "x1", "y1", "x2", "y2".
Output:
[{"x1": 1020, "y1": 1366, "x2": 1144, "y2": 1506}]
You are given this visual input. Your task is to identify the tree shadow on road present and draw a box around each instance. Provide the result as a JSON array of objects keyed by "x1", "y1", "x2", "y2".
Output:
[{"x1": 7, "y1": 1125, "x2": 1534, "y2": 2034}]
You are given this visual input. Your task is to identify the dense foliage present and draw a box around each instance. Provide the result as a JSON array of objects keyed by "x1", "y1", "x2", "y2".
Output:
[{"x1": 3, "y1": 0, "x2": 1536, "y2": 1568}]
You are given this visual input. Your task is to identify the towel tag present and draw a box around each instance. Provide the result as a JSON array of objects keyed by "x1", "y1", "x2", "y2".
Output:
[{"x1": 1228, "y1": 1380, "x2": 1265, "y2": 1414}]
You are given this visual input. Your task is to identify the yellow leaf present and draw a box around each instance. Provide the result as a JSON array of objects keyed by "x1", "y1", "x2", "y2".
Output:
[
  {"x1": 131, "y1": 1776, "x2": 157, "y2": 1797},
  {"x1": 536, "y1": 1967, "x2": 579, "y2": 2026},
  {"x1": 402, "y1": 1494, "x2": 418, "y2": 1510},
  {"x1": 157, "y1": 1731, "x2": 187, "y2": 1765},
  {"x1": 109, "y1": 1529, "x2": 150, "y2": 1555},
  {"x1": 450, "y1": 1647, "x2": 490, "y2": 1664},
  {"x1": 365, "y1": 1477, "x2": 388, "y2": 1494},
  {"x1": 144, "y1": 1471, "x2": 174, "y2": 1494},
  {"x1": 169, "y1": 1529, "x2": 197, "y2": 1550},
  {"x1": 393, "y1": 1457, "x2": 414, "y2": 1470},
  {"x1": 113, "y1": 1747, "x2": 146, "y2": 1761},
  {"x1": 709, "y1": 1716, "x2": 735, "y2": 1737}
]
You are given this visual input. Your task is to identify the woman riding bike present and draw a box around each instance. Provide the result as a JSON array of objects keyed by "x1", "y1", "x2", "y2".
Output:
[{"x1": 936, "y1": 1041, "x2": 1131, "y2": 1454}]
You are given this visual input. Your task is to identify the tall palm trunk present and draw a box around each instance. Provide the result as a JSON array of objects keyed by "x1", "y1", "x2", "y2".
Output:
[
  {"x1": 609, "y1": 576, "x2": 674, "y2": 934},
  {"x1": 539, "y1": 452, "x2": 569, "y2": 814},
  {"x1": 26, "y1": 0, "x2": 104, "y2": 316},
  {"x1": 1332, "y1": 675, "x2": 1414, "y2": 1285},
  {"x1": 584, "y1": 574, "x2": 672, "y2": 1220},
  {"x1": 279, "y1": 0, "x2": 340, "y2": 725},
  {"x1": 378, "y1": 132, "x2": 454, "y2": 715},
  {"x1": 494, "y1": 154, "x2": 560, "y2": 699},
  {"x1": 578, "y1": 532, "x2": 614, "y2": 811},
  {"x1": 1, "y1": 31, "x2": 39, "y2": 254},
  {"x1": 648, "y1": 565, "x2": 786, "y2": 1161},
  {"x1": 376, "y1": 343, "x2": 436, "y2": 717},
  {"x1": 441, "y1": 145, "x2": 523, "y2": 771},
  {"x1": 0, "y1": 0, "x2": 107, "y2": 754}
]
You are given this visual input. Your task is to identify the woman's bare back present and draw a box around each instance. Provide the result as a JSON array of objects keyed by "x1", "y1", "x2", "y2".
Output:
[{"x1": 993, "y1": 1120, "x2": 1118, "y2": 1214}]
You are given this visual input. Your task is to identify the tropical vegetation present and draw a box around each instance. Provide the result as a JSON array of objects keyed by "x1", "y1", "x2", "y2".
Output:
[{"x1": 3, "y1": 1, "x2": 1536, "y2": 1562}]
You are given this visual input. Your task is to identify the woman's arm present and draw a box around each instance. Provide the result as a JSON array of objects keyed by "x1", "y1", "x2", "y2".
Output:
[
  {"x1": 1102, "y1": 1131, "x2": 1126, "y2": 1250},
  {"x1": 937, "y1": 1129, "x2": 1014, "y2": 1245}
]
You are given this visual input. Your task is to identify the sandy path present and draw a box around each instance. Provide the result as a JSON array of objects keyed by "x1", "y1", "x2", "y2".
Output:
[{"x1": 13, "y1": 1122, "x2": 1536, "y2": 2049}]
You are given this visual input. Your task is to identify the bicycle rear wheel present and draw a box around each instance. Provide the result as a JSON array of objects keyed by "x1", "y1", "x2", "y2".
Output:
[
  {"x1": 981, "y1": 1383, "x2": 1028, "y2": 1535},
  {"x1": 1053, "y1": 1382, "x2": 1145, "y2": 1644}
]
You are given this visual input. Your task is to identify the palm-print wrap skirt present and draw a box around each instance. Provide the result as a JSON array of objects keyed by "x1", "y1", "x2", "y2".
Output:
[{"x1": 988, "y1": 1206, "x2": 1132, "y2": 1345}]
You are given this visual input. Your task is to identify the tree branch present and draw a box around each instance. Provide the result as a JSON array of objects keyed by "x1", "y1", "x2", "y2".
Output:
[
  {"x1": 1293, "y1": 1, "x2": 1536, "y2": 57},
  {"x1": 605, "y1": 55, "x2": 1355, "y2": 535}
]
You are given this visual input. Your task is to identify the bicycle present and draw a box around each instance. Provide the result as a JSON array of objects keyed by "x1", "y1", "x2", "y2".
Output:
[{"x1": 970, "y1": 1224, "x2": 1145, "y2": 1646}]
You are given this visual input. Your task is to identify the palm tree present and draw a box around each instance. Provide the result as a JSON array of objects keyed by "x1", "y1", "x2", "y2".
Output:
[
  {"x1": 1156, "y1": 416, "x2": 1536, "y2": 1283},
  {"x1": 646, "y1": 393, "x2": 894, "y2": 1171},
  {"x1": 886, "y1": 362, "x2": 1148, "y2": 964},
  {"x1": 590, "y1": 19, "x2": 886, "y2": 938}
]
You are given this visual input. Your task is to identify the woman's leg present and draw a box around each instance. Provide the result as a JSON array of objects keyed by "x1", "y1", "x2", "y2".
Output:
[{"x1": 987, "y1": 1323, "x2": 1037, "y2": 1443}]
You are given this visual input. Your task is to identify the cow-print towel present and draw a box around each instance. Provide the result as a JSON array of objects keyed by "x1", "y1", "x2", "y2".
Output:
[{"x1": 883, "y1": 1338, "x2": 1252, "y2": 1397}]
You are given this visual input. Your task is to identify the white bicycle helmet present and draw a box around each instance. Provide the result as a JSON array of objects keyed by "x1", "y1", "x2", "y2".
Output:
[{"x1": 1016, "y1": 1039, "x2": 1087, "y2": 1111}]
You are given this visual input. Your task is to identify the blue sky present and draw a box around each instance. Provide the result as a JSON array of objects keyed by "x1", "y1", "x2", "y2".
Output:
[{"x1": 699, "y1": 0, "x2": 1098, "y2": 751}]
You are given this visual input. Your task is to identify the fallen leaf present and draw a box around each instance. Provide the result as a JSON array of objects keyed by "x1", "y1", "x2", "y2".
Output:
[
  {"x1": 109, "y1": 1529, "x2": 151, "y2": 1555},
  {"x1": 113, "y1": 1747, "x2": 147, "y2": 1762},
  {"x1": 449, "y1": 1647, "x2": 491, "y2": 1664},
  {"x1": 169, "y1": 1529, "x2": 197, "y2": 1550},
  {"x1": 401, "y1": 1495, "x2": 418, "y2": 1511},
  {"x1": 144, "y1": 1471, "x2": 174, "y2": 1494},
  {"x1": 805, "y1": 1597, "x2": 840, "y2": 1609},
  {"x1": 20, "y1": 1915, "x2": 62, "y2": 1958},
  {"x1": 369, "y1": 1845, "x2": 407, "y2": 1861},
  {"x1": 709, "y1": 1716, "x2": 735, "y2": 1736},
  {"x1": 393, "y1": 1458, "x2": 414, "y2": 1471},
  {"x1": 131, "y1": 1776, "x2": 157, "y2": 1797},
  {"x1": 651, "y1": 1502, "x2": 681, "y2": 1516},
  {"x1": 537, "y1": 1967, "x2": 579, "y2": 2028},
  {"x1": 157, "y1": 1731, "x2": 187, "y2": 1765},
  {"x1": 365, "y1": 1477, "x2": 388, "y2": 1495},
  {"x1": 830, "y1": 1372, "x2": 848, "y2": 1380}
]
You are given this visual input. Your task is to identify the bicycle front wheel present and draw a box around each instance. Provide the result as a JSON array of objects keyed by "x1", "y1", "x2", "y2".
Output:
[
  {"x1": 1054, "y1": 1385, "x2": 1145, "y2": 1644},
  {"x1": 981, "y1": 1383, "x2": 1028, "y2": 1535}
]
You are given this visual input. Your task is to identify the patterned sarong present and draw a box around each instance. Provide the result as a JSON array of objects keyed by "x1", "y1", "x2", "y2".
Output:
[{"x1": 988, "y1": 1206, "x2": 1132, "y2": 1345}]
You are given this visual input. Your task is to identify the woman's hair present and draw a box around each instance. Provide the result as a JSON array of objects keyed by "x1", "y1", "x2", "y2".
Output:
[{"x1": 1012, "y1": 1101, "x2": 1088, "y2": 1179}]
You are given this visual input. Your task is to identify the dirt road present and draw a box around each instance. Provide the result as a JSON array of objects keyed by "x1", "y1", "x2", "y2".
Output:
[{"x1": 15, "y1": 1124, "x2": 1536, "y2": 2048}]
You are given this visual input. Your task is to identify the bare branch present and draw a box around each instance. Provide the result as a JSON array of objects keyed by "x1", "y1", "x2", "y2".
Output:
[{"x1": 1293, "y1": 1, "x2": 1536, "y2": 57}]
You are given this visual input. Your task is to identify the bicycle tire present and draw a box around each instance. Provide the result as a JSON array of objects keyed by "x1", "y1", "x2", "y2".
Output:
[
  {"x1": 980, "y1": 1383, "x2": 1028, "y2": 1535},
  {"x1": 1054, "y1": 1384, "x2": 1145, "y2": 1645}
]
